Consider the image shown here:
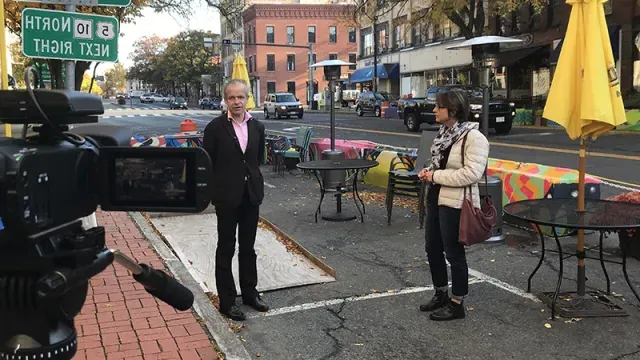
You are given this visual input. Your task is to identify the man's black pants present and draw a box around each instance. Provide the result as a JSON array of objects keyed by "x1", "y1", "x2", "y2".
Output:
[{"x1": 214, "y1": 185, "x2": 259, "y2": 311}]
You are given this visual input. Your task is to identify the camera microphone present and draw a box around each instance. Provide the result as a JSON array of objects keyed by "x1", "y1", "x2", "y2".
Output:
[{"x1": 112, "y1": 251, "x2": 195, "y2": 311}]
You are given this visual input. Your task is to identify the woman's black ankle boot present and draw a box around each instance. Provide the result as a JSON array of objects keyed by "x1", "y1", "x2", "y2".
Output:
[
  {"x1": 429, "y1": 299, "x2": 466, "y2": 321},
  {"x1": 419, "y1": 290, "x2": 449, "y2": 312}
]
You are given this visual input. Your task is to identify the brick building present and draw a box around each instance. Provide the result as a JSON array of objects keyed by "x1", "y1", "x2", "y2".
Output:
[{"x1": 243, "y1": 3, "x2": 357, "y2": 106}]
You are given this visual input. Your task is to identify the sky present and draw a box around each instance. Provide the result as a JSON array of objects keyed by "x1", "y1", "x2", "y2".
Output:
[{"x1": 95, "y1": 0, "x2": 221, "y2": 75}]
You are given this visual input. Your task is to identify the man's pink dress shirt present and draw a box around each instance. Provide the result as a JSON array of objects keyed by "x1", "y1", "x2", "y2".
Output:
[{"x1": 228, "y1": 111, "x2": 252, "y2": 153}]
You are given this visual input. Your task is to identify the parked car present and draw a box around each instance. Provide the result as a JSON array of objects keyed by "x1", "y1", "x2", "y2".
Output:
[
  {"x1": 397, "y1": 85, "x2": 516, "y2": 134},
  {"x1": 263, "y1": 92, "x2": 304, "y2": 119},
  {"x1": 200, "y1": 98, "x2": 221, "y2": 110},
  {"x1": 170, "y1": 97, "x2": 188, "y2": 110},
  {"x1": 151, "y1": 94, "x2": 166, "y2": 102},
  {"x1": 355, "y1": 91, "x2": 397, "y2": 117},
  {"x1": 140, "y1": 93, "x2": 154, "y2": 103}
]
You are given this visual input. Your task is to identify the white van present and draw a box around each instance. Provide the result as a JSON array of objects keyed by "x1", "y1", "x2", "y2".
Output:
[{"x1": 129, "y1": 90, "x2": 144, "y2": 99}]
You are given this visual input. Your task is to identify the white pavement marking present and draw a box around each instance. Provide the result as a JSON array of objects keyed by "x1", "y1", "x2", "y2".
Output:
[
  {"x1": 283, "y1": 127, "x2": 300, "y2": 131},
  {"x1": 246, "y1": 278, "x2": 485, "y2": 319},
  {"x1": 468, "y1": 268, "x2": 541, "y2": 303},
  {"x1": 115, "y1": 115, "x2": 122, "y2": 118},
  {"x1": 506, "y1": 132, "x2": 554, "y2": 138},
  {"x1": 264, "y1": 182, "x2": 276, "y2": 188}
]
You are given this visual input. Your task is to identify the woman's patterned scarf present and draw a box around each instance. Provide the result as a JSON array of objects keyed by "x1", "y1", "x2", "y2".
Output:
[{"x1": 426, "y1": 121, "x2": 479, "y2": 171}]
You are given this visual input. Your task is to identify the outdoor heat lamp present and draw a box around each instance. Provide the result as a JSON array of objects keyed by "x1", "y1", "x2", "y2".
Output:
[
  {"x1": 312, "y1": 59, "x2": 353, "y2": 81},
  {"x1": 309, "y1": 59, "x2": 355, "y2": 188},
  {"x1": 446, "y1": 36, "x2": 523, "y2": 136}
]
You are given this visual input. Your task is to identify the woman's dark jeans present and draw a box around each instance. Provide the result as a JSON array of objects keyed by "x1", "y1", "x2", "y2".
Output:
[{"x1": 425, "y1": 195, "x2": 469, "y2": 297}]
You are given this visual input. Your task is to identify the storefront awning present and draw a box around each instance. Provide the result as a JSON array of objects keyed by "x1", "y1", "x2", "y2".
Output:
[
  {"x1": 550, "y1": 25, "x2": 620, "y2": 65},
  {"x1": 499, "y1": 46, "x2": 547, "y2": 67},
  {"x1": 346, "y1": 63, "x2": 400, "y2": 84}
]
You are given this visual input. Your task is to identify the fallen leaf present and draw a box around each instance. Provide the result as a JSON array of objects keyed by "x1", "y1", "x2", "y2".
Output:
[
  {"x1": 425, "y1": 261, "x2": 430, "y2": 265},
  {"x1": 354, "y1": 343, "x2": 364, "y2": 346},
  {"x1": 613, "y1": 293, "x2": 624, "y2": 297},
  {"x1": 293, "y1": 264, "x2": 297, "y2": 267},
  {"x1": 466, "y1": 306, "x2": 474, "y2": 311},
  {"x1": 259, "y1": 293, "x2": 264, "y2": 296},
  {"x1": 188, "y1": 260, "x2": 193, "y2": 265},
  {"x1": 407, "y1": 270, "x2": 413, "y2": 273},
  {"x1": 544, "y1": 323, "x2": 551, "y2": 329},
  {"x1": 240, "y1": 337, "x2": 247, "y2": 342},
  {"x1": 387, "y1": 290, "x2": 393, "y2": 294},
  {"x1": 256, "y1": 352, "x2": 261, "y2": 357},
  {"x1": 541, "y1": 309, "x2": 545, "y2": 312},
  {"x1": 490, "y1": 259, "x2": 495, "y2": 262}
]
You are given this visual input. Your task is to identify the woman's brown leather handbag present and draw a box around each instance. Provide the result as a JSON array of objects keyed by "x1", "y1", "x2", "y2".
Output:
[{"x1": 458, "y1": 133, "x2": 497, "y2": 246}]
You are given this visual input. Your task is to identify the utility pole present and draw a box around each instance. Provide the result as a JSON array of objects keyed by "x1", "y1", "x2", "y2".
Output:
[
  {"x1": 64, "y1": 5, "x2": 76, "y2": 91},
  {"x1": 372, "y1": 0, "x2": 380, "y2": 93},
  {"x1": 372, "y1": 18, "x2": 378, "y2": 93},
  {"x1": 0, "y1": 0, "x2": 12, "y2": 137},
  {"x1": 309, "y1": 43, "x2": 314, "y2": 107}
]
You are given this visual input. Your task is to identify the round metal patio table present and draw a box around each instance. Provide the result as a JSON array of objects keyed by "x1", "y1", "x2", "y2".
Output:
[
  {"x1": 297, "y1": 159, "x2": 378, "y2": 223},
  {"x1": 504, "y1": 198, "x2": 640, "y2": 319}
]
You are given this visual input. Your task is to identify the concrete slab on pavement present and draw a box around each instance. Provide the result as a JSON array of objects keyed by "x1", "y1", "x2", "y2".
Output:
[{"x1": 148, "y1": 213, "x2": 335, "y2": 295}]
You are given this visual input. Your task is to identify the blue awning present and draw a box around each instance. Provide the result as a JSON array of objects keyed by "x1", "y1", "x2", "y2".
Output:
[{"x1": 346, "y1": 63, "x2": 400, "y2": 84}]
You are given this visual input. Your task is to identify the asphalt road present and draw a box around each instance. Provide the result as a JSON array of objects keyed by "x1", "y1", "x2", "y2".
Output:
[
  {"x1": 98, "y1": 105, "x2": 640, "y2": 197},
  {"x1": 99, "y1": 101, "x2": 640, "y2": 359}
]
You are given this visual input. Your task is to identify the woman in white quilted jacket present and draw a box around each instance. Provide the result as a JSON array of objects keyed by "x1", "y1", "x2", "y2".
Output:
[{"x1": 417, "y1": 88, "x2": 490, "y2": 321}]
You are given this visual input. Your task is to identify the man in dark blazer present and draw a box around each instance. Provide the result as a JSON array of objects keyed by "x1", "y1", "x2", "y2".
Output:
[{"x1": 202, "y1": 79, "x2": 269, "y2": 321}]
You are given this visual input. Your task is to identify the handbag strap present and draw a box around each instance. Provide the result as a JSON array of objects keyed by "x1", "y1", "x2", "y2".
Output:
[{"x1": 460, "y1": 131, "x2": 489, "y2": 200}]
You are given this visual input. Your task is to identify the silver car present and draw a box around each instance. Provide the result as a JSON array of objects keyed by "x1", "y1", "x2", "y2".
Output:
[
  {"x1": 263, "y1": 93, "x2": 303, "y2": 119},
  {"x1": 140, "y1": 93, "x2": 154, "y2": 103}
]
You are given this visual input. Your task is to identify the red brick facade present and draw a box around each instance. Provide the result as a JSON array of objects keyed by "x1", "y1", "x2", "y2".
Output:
[{"x1": 243, "y1": 4, "x2": 358, "y2": 106}]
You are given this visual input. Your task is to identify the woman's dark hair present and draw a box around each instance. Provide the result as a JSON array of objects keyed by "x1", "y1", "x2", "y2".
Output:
[{"x1": 435, "y1": 88, "x2": 470, "y2": 122}]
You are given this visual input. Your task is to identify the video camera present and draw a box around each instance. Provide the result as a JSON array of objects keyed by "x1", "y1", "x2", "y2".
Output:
[{"x1": 0, "y1": 68, "x2": 213, "y2": 360}]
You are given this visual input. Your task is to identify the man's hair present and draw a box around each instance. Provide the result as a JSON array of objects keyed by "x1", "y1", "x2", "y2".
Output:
[
  {"x1": 224, "y1": 79, "x2": 250, "y2": 100},
  {"x1": 435, "y1": 88, "x2": 470, "y2": 122}
]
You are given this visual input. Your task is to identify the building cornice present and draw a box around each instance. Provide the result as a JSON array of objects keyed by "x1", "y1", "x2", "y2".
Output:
[{"x1": 244, "y1": 4, "x2": 355, "y2": 21}]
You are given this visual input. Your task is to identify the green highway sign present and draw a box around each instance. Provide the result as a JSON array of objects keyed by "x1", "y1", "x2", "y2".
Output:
[
  {"x1": 16, "y1": 0, "x2": 131, "y2": 7},
  {"x1": 22, "y1": 9, "x2": 119, "y2": 63}
]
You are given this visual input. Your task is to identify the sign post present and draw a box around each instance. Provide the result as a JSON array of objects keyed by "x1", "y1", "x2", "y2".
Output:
[{"x1": 22, "y1": 9, "x2": 119, "y2": 63}]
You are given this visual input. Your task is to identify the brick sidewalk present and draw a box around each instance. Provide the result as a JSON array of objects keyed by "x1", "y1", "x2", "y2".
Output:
[{"x1": 73, "y1": 211, "x2": 219, "y2": 360}]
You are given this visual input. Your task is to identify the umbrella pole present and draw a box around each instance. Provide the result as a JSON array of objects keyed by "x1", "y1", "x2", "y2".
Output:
[{"x1": 577, "y1": 138, "x2": 587, "y2": 297}]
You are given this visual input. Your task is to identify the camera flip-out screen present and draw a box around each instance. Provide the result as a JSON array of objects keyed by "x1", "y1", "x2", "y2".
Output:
[{"x1": 99, "y1": 147, "x2": 212, "y2": 213}]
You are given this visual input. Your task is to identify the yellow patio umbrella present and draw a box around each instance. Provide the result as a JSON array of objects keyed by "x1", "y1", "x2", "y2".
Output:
[
  {"x1": 543, "y1": 0, "x2": 626, "y2": 298},
  {"x1": 231, "y1": 55, "x2": 256, "y2": 110}
]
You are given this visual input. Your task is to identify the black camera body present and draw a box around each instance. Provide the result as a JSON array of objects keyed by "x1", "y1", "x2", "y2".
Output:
[{"x1": 0, "y1": 84, "x2": 212, "y2": 360}]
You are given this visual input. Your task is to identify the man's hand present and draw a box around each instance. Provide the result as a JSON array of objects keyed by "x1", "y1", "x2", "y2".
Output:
[{"x1": 418, "y1": 169, "x2": 434, "y2": 183}]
